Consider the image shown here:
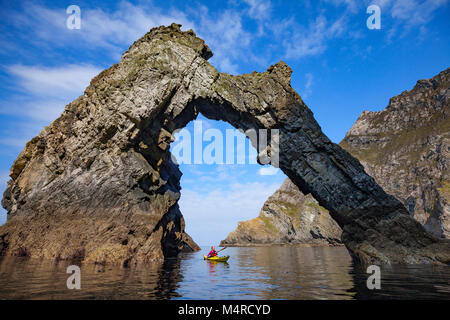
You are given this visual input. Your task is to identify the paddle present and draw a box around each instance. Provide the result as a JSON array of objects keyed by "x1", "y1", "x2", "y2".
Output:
[{"x1": 217, "y1": 247, "x2": 226, "y2": 253}]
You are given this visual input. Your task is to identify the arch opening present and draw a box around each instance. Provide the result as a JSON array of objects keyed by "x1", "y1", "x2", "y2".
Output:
[{"x1": 170, "y1": 114, "x2": 286, "y2": 247}]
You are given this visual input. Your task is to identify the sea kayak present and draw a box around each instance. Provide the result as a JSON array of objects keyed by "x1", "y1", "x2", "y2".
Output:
[{"x1": 203, "y1": 255, "x2": 230, "y2": 262}]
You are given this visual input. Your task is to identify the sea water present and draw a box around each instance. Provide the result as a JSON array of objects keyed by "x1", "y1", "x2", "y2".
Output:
[{"x1": 0, "y1": 246, "x2": 448, "y2": 299}]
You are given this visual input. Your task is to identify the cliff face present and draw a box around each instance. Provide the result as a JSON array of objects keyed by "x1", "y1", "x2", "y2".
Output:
[
  {"x1": 1, "y1": 24, "x2": 448, "y2": 265},
  {"x1": 221, "y1": 179, "x2": 342, "y2": 246},
  {"x1": 341, "y1": 68, "x2": 450, "y2": 239}
]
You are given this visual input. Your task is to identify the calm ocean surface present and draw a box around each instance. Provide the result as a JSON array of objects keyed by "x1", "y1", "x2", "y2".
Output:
[{"x1": 0, "y1": 246, "x2": 449, "y2": 299}]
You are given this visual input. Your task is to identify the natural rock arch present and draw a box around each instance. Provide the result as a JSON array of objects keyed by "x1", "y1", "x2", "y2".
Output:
[{"x1": 1, "y1": 24, "x2": 449, "y2": 266}]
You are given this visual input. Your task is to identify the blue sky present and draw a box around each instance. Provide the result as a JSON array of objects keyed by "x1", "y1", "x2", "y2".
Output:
[{"x1": 0, "y1": 0, "x2": 449, "y2": 245}]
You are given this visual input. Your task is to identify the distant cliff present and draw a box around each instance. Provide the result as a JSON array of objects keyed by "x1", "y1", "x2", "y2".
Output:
[
  {"x1": 223, "y1": 68, "x2": 449, "y2": 246},
  {"x1": 221, "y1": 178, "x2": 342, "y2": 246},
  {"x1": 341, "y1": 68, "x2": 449, "y2": 239}
]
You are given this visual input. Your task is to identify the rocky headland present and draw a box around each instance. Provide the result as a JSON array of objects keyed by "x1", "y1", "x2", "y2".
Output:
[{"x1": 221, "y1": 178, "x2": 342, "y2": 246}]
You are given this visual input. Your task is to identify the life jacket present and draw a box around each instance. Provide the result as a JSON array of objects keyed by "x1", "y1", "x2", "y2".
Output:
[{"x1": 208, "y1": 250, "x2": 217, "y2": 257}]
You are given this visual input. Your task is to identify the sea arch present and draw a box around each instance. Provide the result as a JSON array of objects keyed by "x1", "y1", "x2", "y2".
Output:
[{"x1": 1, "y1": 24, "x2": 448, "y2": 266}]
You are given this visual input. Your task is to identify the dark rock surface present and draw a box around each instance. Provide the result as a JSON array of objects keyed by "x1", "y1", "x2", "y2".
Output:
[
  {"x1": 1, "y1": 24, "x2": 449, "y2": 265},
  {"x1": 221, "y1": 178, "x2": 342, "y2": 246}
]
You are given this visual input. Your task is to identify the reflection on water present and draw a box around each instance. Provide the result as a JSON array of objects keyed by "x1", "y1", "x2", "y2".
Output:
[{"x1": 0, "y1": 246, "x2": 448, "y2": 299}]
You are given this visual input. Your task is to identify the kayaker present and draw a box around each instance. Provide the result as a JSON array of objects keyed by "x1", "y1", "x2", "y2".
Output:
[{"x1": 207, "y1": 246, "x2": 218, "y2": 258}]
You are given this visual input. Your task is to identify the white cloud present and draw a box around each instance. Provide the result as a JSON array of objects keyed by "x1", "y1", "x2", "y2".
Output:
[
  {"x1": 258, "y1": 166, "x2": 279, "y2": 176},
  {"x1": 243, "y1": 0, "x2": 272, "y2": 34},
  {"x1": 369, "y1": 0, "x2": 449, "y2": 40},
  {"x1": 0, "y1": 136, "x2": 30, "y2": 149},
  {"x1": 6, "y1": 2, "x2": 269, "y2": 75},
  {"x1": 284, "y1": 18, "x2": 326, "y2": 58},
  {"x1": 391, "y1": 0, "x2": 418, "y2": 20},
  {"x1": 391, "y1": 0, "x2": 448, "y2": 25},
  {"x1": 0, "y1": 64, "x2": 103, "y2": 152},
  {"x1": 244, "y1": 0, "x2": 272, "y2": 20},
  {"x1": 302, "y1": 73, "x2": 314, "y2": 99},
  {"x1": 284, "y1": 15, "x2": 346, "y2": 59},
  {"x1": 4, "y1": 100, "x2": 69, "y2": 123},
  {"x1": 215, "y1": 57, "x2": 240, "y2": 75},
  {"x1": 0, "y1": 171, "x2": 9, "y2": 188},
  {"x1": 0, "y1": 117, "x2": 50, "y2": 151},
  {"x1": 322, "y1": 0, "x2": 448, "y2": 43},
  {"x1": 194, "y1": 7, "x2": 252, "y2": 74},
  {"x1": 10, "y1": 2, "x2": 195, "y2": 59},
  {"x1": 0, "y1": 208, "x2": 5, "y2": 226},
  {"x1": 371, "y1": 0, "x2": 393, "y2": 8},
  {"x1": 6, "y1": 64, "x2": 101, "y2": 98},
  {"x1": 0, "y1": 171, "x2": 9, "y2": 226},
  {"x1": 4, "y1": 0, "x2": 365, "y2": 77},
  {"x1": 325, "y1": 0, "x2": 360, "y2": 13},
  {"x1": 0, "y1": 64, "x2": 102, "y2": 125}
]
